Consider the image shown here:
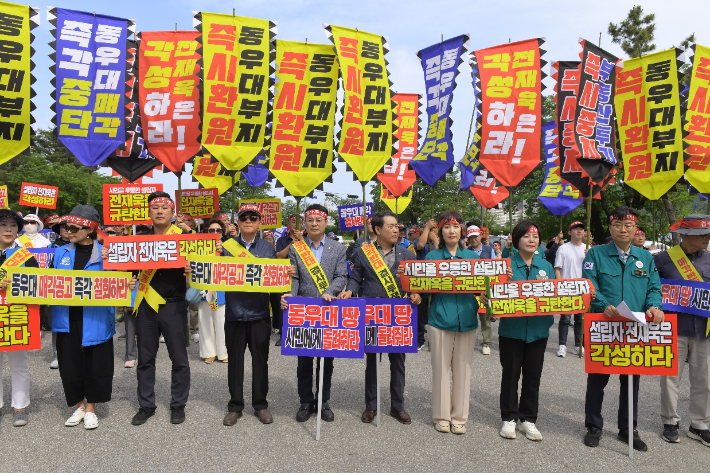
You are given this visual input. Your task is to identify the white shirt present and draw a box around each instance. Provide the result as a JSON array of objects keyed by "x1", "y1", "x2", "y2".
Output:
[{"x1": 554, "y1": 241, "x2": 585, "y2": 279}]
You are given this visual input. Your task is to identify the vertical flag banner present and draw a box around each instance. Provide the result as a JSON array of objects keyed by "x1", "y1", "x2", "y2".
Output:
[
  {"x1": 377, "y1": 93, "x2": 420, "y2": 197},
  {"x1": 380, "y1": 185, "x2": 412, "y2": 214},
  {"x1": 472, "y1": 38, "x2": 545, "y2": 187},
  {"x1": 616, "y1": 48, "x2": 685, "y2": 200},
  {"x1": 0, "y1": 2, "x2": 39, "y2": 166},
  {"x1": 470, "y1": 167, "x2": 509, "y2": 209},
  {"x1": 0, "y1": 185, "x2": 7, "y2": 209},
  {"x1": 571, "y1": 40, "x2": 619, "y2": 183},
  {"x1": 538, "y1": 121, "x2": 583, "y2": 215},
  {"x1": 269, "y1": 40, "x2": 337, "y2": 197},
  {"x1": 137, "y1": 31, "x2": 202, "y2": 173},
  {"x1": 684, "y1": 44, "x2": 710, "y2": 194},
  {"x1": 49, "y1": 8, "x2": 134, "y2": 166},
  {"x1": 459, "y1": 53, "x2": 482, "y2": 190},
  {"x1": 410, "y1": 35, "x2": 468, "y2": 186},
  {"x1": 194, "y1": 12, "x2": 276, "y2": 171},
  {"x1": 324, "y1": 24, "x2": 395, "y2": 182},
  {"x1": 191, "y1": 153, "x2": 236, "y2": 195},
  {"x1": 107, "y1": 38, "x2": 161, "y2": 182}
]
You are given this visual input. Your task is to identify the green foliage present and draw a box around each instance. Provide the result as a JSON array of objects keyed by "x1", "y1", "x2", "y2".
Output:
[
  {"x1": 608, "y1": 5, "x2": 656, "y2": 58},
  {"x1": 217, "y1": 178, "x2": 273, "y2": 218}
]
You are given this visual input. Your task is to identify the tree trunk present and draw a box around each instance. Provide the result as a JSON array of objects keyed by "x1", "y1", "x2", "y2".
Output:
[{"x1": 661, "y1": 193, "x2": 680, "y2": 245}]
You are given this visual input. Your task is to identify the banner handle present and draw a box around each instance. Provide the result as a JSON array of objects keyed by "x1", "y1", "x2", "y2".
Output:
[
  {"x1": 628, "y1": 373, "x2": 633, "y2": 459},
  {"x1": 376, "y1": 353, "x2": 381, "y2": 428},
  {"x1": 316, "y1": 356, "x2": 324, "y2": 441}
]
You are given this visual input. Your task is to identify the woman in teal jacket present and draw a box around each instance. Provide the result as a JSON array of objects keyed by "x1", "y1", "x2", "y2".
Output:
[
  {"x1": 52, "y1": 206, "x2": 115, "y2": 430},
  {"x1": 483, "y1": 220, "x2": 553, "y2": 442},
  {"x1": 424, "y1": 211, "x2": 479, "y2": 435}
]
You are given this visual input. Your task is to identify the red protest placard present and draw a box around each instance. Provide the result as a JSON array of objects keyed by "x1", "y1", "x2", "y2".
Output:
[
  {"x1": 489, "y1": 278, "x2": 594, "y2": 317},
  {"x1": 584, "y1": 313, "x2": 678, "y2": 376},
  {"x1": 401, "y1": 258, "x2": 510, "y2": 293},
  {"x1": 0, "y1": 186, "x2": 7, "y2": 209},
  {"x1": 102, "y1": 183, "x2": 163, "y2": 225},
  {"x1": 103, "y1": 233, "x2": 219, "y2": 270},
  {"x1": 175, "y1": 188, "x2": 219, "y2": 218},
  {"x1": 19, "y1": 182, "x2": 59, "y2": 209},
  {"x1": 0, "y1": 292, "x2": 40, "y2": 352}
]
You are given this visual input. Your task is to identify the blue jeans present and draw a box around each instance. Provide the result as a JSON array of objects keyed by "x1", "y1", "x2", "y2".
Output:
[{"x1": 558, "y1": 313, "x2": 582, "y2": 347}]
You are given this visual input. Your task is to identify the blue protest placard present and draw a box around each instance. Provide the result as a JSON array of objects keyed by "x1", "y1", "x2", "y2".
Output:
[
  {"x1": 337, "y1": 203, "x2": 373, "y2": 231},
  {"x1": 7, "y1": 248, "x2": 55, "y2": 269},
  {"x1": 661, "y1": 278, "x2": 710, "y2": 317},
  {"x1": 282, "y1": 297, "x2": 366, "y2": 358},
  {"x1": 362, "y1": 298, "x2": 418, "y2": 354}
]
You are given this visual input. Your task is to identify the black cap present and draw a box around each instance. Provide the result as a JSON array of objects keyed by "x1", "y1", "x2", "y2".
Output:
[{"x1": 0, "y1": 209, "x2": 24, "y2": 232}]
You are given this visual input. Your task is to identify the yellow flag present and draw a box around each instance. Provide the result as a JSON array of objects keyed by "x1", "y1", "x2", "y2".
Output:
[
  {"x1": 380, "y1": 184, "x2": 412, "y2": 214},
  {"x1": 616, "y1": 48, "x2": 685, "y2": 200},
  {"x1": 325, "y1": 25, "x2": 394, "y2": 182},
  {"x1": 0, "y1": 2, "x2": 38, "y2": 165},
  {"x1": 196, "y1": 12, "x2": 275, "y2": 171},
  {"x1": 191, "y1": 153, "x2": 238, "y2": 196},
  {"x1": 269, "y1": 40, "x2": 337, "y2": 197},
  {"x1": 684, "y1": 44, "x2": 710, "y2": 194}
]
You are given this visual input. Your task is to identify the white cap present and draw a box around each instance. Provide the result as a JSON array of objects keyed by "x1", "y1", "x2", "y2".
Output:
[
  {"x1": 466, "y1": 225, "x2": 481, "y2": 237},
  {"x1": 24, "y1": 213, "x2": 44, "y2": 231}
]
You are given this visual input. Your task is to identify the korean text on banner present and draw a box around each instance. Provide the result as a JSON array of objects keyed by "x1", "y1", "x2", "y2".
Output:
[
  {"x1": 196, "y1": 12, "x2": 275, "y2": 171},
  {"x1": 20, "y1": 248, "x2": 54, "y2": 268},
  {"x1": 269, "y1": 40, "x2": 337, "y2": 197},
  {"x1": 176, "y1": 188, "x2": 218, "y2": 218},
  {"x1": 138, "y1": 31, "x2": 202, "y2": 172},
  {"x1": 616, "y1": 49, "x2": 685, "y2": 200},
  {"x1": 0, "y1": 291, "x2": 39, "y2": 352},
  {"x1": 584, "y1": 313, "x2": 678, "y2": 376},
  {"x1": 0, "y1": 185, "x2": 7, "y2": 209},
  {"x1": 377, "y1": 93, "x2": 419, "y2": 196},
  {"x1": 401, "y1": 258, "x2": 510, "y2": 293},
  {"x1": 538, "y1": 121, "x2": 582, "y2": 216},
  {"x1": 325, "y1": 25, "x2": 394, "y2": 182},
  {"x1": 282, "y1": 297, "x2": 365, "y2": 358},
  {"x1": 337, "y1": 202, "x2": 373, "y2": 231},
  {"x1": 469, "y1": 167, "x2": 509, "y2": 209},
  {"x1": 7, "y1": 267, "x2": 132, "y2": 306},
  {"x1": 489, "y1": 278, "x2": 593, "y2": 317},
  {"x1": 191, "y1": 153, "x2": 236, "y2": 195},
  {"x1": 472, "y1": 38, "x2": 543, "y2": 187},
  {"x1": 410, "y1": 35, "x2": 468, "y2": 186},
  {"x1": 380, "y1": 185, "x2": 412, "y2": 214},
  {"x1": 102, "y1": 183, "x2": 162, "y2": 225},
  {"x1": 683, "y1": 44, "x2": 710, "y2": 194},
  {"x1": 19, "y1": 182, "x2": 58, "y2": 209},
  {"x1": 362, "y1": 298, "x2": 417, "y2": 354},
  {"x1": 0, "y1": 2, "x2": 38, "y2": 166},
  {"x1": 661, "y1": 278, "x2": 710, "y2": 318},
  {"x1": 103, "y1": 233, "x2": 219, "y2": 270},
  {"x1": 237, "y1": 198, "x2": 281, "y2": 229},
  {"x1": 188, "y1": 253, "x2": 291, "y2": 293},
  {"x1": 50, "y1": 7, "x2": 133, "y2": 166}
]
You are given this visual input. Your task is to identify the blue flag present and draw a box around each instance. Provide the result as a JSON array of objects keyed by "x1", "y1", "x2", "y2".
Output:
[{"x1": 538, "y1": 121, "x2": 583, "y2": 216}]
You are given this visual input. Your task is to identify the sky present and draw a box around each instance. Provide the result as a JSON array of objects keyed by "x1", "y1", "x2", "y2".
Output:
[{"x1": 21, "y1": 0, "x2": 710, "y2": 205}]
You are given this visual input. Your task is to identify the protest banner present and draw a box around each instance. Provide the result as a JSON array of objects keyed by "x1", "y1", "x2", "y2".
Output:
[
  {"x1": 176, "y1": 188, "x2": 219, "y2": 218},
  {"x1": 661, "y1": 278, "x2": 710, "y2": 317},
  {"x1": 400, "y1": 258, "x2": 510, "y2": 293},
  {"x1": 538, "y1": 121, "x2": 583, "y2": 216},
  {"x1": 188, "y1": 253, "x2": 291, "y2": 293},
  {"x1": 6, "y1": 267, "x2": 132, "y2": 306},
  {"x1": 281, "y1": 297, "x2": 365, "y2": 358},
  {"x1": 9, "y1": 248, "x2": 54, "y2": 269},
  {"x1": 684, "y1": 44, "x2": 710, "y2": 194},
  {"x1": 237, "y1": 198, "x2": 281, "y2": 229},
  {"x1": 377, "y1": 93, "x2": 420, "y2": 197},
  {"x1": 584, "y1": 313, "x2": 678, "y2": 376},
  {"x1": 469, "y1": 167, "x2": 509, "y2": 209},
  {"x1": 19, "y1": 182, "x2": 58, "y2": 209},
  {"x1": 0, "y1": 186, "x2": 7, "y2": 209},
  {"x1": 102, "y1": 183, "x2": 163, "y2": 225},
  {"x1": 488, "y1": 278, "x2": 593, "y2": 316},
  {"x1": 362, "y1": 298, "x2": 417, "y2": 354},
  {"x1": 0, "y1": 291, "x2": 40, "y2": 352},
  {"x1": 337, "y1": 203, "x2": 373, "y2": 231},
  {"x1": 103, "y1": 233, "x2": 219, "y2": 270}
]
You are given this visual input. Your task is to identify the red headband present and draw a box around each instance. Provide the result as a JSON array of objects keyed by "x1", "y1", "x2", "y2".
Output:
[
  {"x1": 149, "y1": 197, "x2": 175, "y2": 210},
  {"x1": 635, "y1": 228, "x2": 645, "y2": 236},
  {"x1": 438, "y1": 217, "x2": 462, "y2": 229},
  {"x1": 305, "y1": 209, "x2": 328, "y2": 220},
  {"x1": 45, "y1": 214, "x2": 59, "y2": 224},
  {"x1": 61, "y1": 215, "x2": 100, "y2": 229},
  {"x1": 609, "y1": 213, "x2": 637, "y2": 223},
  {"x1": 670, "y1": 218, "x2": 710, "y2": 231},
  {"x1": 526, "y1": 226, "x2": 539, "y2": 234}
]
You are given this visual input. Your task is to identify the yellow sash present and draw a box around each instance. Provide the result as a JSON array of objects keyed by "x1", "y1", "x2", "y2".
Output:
[
  {"x1": 0, "y1": 247, "x2": 33, "y2": 282},
  {"x1": 134, "y1": 225, "x2": 182, "y2": 314},
  {"x1": 362, "y1": 243, "x2": 401, "y2": 298},
  {"x1": 667, "y1": 245, "x2": 710, "y2": 335},
  {"x1": 293, "y1": 240, "x2": 329, "y2": 295},
  {"x1": 222, "y1": 238, "x2": 255, "y2": 259},
  {"x1": 17, "y1": 234, "x2": 34, "y2": 248}
]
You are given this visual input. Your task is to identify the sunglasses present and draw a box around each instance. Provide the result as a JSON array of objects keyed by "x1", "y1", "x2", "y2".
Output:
[
  {"x1": 64, "y1": 224, "x2": 89, "y2": 233},
  {"x1": 207, "y1": 228, "x2": 222, "y2": 233},
  {"x1": 239, "y1": 214, "x2": 260, "y2": 222}
]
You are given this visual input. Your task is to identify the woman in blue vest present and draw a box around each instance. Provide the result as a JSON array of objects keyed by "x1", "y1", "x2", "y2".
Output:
[{"x1": 52, "y1": 205, "x2": 115, "y2": 430}]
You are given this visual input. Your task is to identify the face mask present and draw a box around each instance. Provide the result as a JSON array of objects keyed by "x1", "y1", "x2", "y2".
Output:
[{"x1": 24, "y1": 223, "x2": 39, "y2": 235}]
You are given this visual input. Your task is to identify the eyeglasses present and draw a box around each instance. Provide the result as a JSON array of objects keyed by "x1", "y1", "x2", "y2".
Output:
[
  {"x1": 239, "y1": 214, "x2": 260, "y2": 222},
  {"x1": 610, "y1": 223, "x2": 636, "y2": 230},
  {"x1": 23, "y1": 221, "x2": 37, "y2": 225},
  {"x1": 207, "y1": 228, "x2": 222, "y2": 233},
  {"x1": 64, "y1": 224, "x2": 89, "y2": 234}
]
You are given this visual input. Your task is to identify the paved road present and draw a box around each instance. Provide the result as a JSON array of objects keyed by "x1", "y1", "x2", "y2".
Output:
[{"x1": 1, "y1": 318, "x2": 706, "y2": 472}]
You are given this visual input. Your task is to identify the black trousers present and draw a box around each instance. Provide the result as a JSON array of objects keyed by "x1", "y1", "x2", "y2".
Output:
[
  {"x1": 297, "y1": 356, "x2": 334, "y2": 405},
  {"x1": 56, "y1": 315, "x2": 114, "y2": 406},
  {"x1": 499, "y1": 336, "x2": 547, "y2": 423},
  {"x1": 417, "y1": 299, "x2": 429, "y2": 345},
  {"x1": 365, "y1": 352, "x2": 405, "y2": 412},
  {"x1": 270, "y1": 293, "x2": 282, "y2": 331},
  {"x1": 136, "y1": 301, "x2": 190, "y2": 409},
  {"x1": 585, "y1": 373, "x2": 640, "y2": 430},
  {"x1": 225, "y1": 318, "x2": 271, "y2": 412}
]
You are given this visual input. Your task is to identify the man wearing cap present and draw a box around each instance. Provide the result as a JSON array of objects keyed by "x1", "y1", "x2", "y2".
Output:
[
  {"x1": 466, "y1": 224, "x2": 494, "y2": 355},
  {"x1": 281, "y1": 204, "x2": 348, "y2": 423},
  {"x1": 222, "y1": 203, "x2": 281, "y2": 426},
  {"x1": 554, "y1": 221, "x2": 587, "y2": 358},
  {"x1": 276, "y1": 214, "x2": 305, "y2": 259},
  {"x1": 16, "y1": 214, "x2": 50, "y2": 248},
  {"x1": 582, "y1": 206, "x2": 664, "y2": 451},
  {"x1": 654, "y1": 214, "x2": 710, "y2": 446}
]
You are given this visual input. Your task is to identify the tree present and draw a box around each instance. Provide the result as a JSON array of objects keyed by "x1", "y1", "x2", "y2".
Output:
[
  {"x1": 218, "y1": 177, "x2": 274, "y2": 219},
  {"x1": 608, "y1": 6, "x2": 656, "y2": 58}
]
